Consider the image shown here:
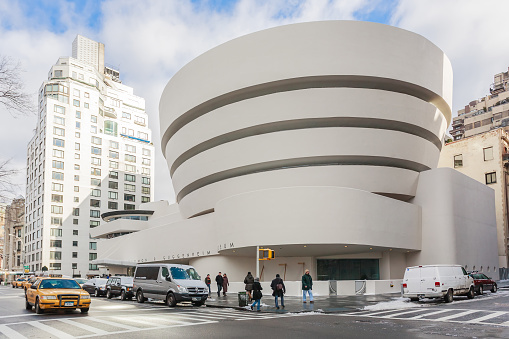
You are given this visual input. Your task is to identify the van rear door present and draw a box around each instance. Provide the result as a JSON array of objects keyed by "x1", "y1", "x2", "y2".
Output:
[
  {"x1": 419, "y1": 266, "x2": 438, "y2": 293},
  {"x1": 404, "y1": 267, "x2": 422, "y2": 294}
]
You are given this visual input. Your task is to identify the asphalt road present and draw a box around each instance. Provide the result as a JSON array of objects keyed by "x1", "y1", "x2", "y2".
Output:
[{"x1": 1, "y1": 285, "x2": 509, "y2": 338}]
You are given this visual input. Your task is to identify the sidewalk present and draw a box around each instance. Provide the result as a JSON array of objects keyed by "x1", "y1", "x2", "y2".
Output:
[{"x1": 205, "y1": 292, "x2": 399, "y2": 314}]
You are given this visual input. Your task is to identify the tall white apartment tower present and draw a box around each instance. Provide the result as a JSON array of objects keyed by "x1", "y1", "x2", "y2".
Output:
[{"x1": 26, "y1": 35, "x2": 154, "y2": 277}]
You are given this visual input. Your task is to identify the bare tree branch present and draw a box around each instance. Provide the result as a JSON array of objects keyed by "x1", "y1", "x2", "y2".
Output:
[
  {"x1": 0, "y1": 159, "x2": 22, "y2": 203},
  {"x1": 0, "y1": 55, "x2": 35, "y2": 117}
]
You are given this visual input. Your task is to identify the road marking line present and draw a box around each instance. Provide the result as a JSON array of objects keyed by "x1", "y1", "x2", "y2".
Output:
[
  {"x1": 407, "y1": 309, "x2": 452, "y2": 319},
  {"x1": 379, "y1": 309, "x2": 427, "y2": 318},
  {"x1": 0, "y1": 324, "x2": 27, "y2": 339},
  {"x1": 469, "y1": 311, "x2": 507, "y2": 323},
  {"x1": 433, "y1": 310, "x2": 478, "y2": 321},
  {"x1": 58, "y1": 318, "x2": 109, "y2": 336},
  {"x1": 109, "y1": 315, "x2": 191, "y2": 326},
  {"x1": 27, "y1": 321, "x2": 74, "y2": 339},
  {"x1": 90, "y1": 317, "x2": 140, "y2": 331}
]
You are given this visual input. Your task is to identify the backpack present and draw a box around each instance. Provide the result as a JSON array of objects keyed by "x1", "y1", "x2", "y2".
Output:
[{"x1": 276, "y1": 283, "x2": 283, "y2": 291}]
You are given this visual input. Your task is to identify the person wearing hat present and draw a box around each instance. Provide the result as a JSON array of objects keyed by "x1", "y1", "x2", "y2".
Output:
[
  {"x1": 244, "y1": 271, "x2": 255, "y2": 301},
  {"x1": 302, "y1": 269, "x2": 314, "y2": 303},
  {"x1": 250, "y1": 277, "x2": 263, "y2": 311},
  {"x1": 270, "y1": 273, "x2": 286, "y2": 309}
]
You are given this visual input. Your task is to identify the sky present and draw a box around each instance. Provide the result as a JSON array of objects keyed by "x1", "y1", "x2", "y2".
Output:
[{"x1": 1, "y1": 0, "x2": 508, "y2": 203}]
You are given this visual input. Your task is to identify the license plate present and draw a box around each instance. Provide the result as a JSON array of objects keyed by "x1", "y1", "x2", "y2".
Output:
[
  {"x1": 417, "y1": 294, "x2": 425, "y2": 299},
  {"x1": 192, "y1": 297, "x2": 200, "y2": 301},
  {"x1": 64, "y1": 302, "x2": 74, "y2": 306}
]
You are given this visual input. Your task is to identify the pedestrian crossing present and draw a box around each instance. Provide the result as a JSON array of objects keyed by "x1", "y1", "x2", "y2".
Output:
[
  {"x1": 0, "y1": 308, "x2": 293, "y2": 338},
  {"x1": 339, "y1": 307, "x2": 509, "y2": 327}
]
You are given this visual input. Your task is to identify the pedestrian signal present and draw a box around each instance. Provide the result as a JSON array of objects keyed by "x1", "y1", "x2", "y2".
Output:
[{"x1": 259, "y1": 248, "x2": 275, "y2": 260}]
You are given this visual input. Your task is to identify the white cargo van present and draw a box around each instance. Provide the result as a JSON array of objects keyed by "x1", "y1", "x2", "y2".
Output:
[{"x1": 402, "y1": 265, "x2": 475, "y2": 303}]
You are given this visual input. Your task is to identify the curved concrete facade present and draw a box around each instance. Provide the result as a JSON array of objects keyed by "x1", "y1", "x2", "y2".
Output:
[{"x1": 160, "y1": 21, "x2": 452, "y2": 218}]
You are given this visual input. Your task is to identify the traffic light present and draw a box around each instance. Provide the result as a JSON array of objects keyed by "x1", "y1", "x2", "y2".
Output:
[{"x1": 259, "y1": 248, "x2": 275, "y2": 260}]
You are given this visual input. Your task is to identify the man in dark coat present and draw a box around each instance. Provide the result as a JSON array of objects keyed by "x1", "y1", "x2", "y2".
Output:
[
  {"x1": 215, "y1": 272, "x2": 223, "y2": 297},
  {"x1": 302, "y1": 269, "x2": 314, "y2": 303},
  {"x1": 244, "y1": 271, "x2": 255, "y2": 301},
  {"x1": 270, "y1": 273, "x2": 286, "y2": 309}
]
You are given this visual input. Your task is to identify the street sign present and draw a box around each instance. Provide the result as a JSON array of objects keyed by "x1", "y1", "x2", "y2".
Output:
[{"x1": 24, "y1": 265, "x2": 29, "y2": 273}]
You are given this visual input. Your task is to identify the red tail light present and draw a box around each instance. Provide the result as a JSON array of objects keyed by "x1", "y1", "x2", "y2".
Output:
[
  {"x1": 435, "y1": 282, "x2": 440, "y2": 287},
  {"x1": 402, "y1": 283, "x2": 407, "y2": 288}
]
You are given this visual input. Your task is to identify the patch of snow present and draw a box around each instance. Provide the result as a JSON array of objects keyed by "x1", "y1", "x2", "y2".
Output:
[{"x1": 363, "y1": 297, "x2": 427, "y2": 311}]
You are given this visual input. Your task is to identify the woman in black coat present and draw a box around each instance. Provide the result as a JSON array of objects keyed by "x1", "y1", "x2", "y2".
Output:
[{"x1": 250, "y1": 277, "x2": 263, "y2": 311}]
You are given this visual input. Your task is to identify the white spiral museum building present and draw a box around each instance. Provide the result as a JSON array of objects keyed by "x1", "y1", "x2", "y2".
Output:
[{"x1": 93, "y1": 21, "x2": 499, "y2": 292}]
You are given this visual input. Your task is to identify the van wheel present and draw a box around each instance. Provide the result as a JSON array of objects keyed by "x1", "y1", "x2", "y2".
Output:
[
  {"x1": 409, "y1": 297, "x2": 419, "y2": 302},
  {"x1": 94, "y1": 289, "x2": 100, "y2": 297},
  {"x1": 166, "y1": 293, "x2": 177, "y2": 307},
  {"x1": 444, "y1": 289, "x2": 453, "y2": 303},
  {"x1": 25, "y1": 299, "x2": 32, "y2": 310},
  {"x1": 477, "y1": 285, "x2": 483, "y2": 295},
  {"x1": 106, "y1": 289, "x2": 112, "y2": 299},
  {"x1": 467, "y1": 286, "x2": 475, "y2": 299},
  {"x1": 136, "y1": 290, "x2": 145, "y2": 303},
  {"x1": 35, "y1": 299, "x2": 44, "y2": 314},
  {"x1": 121, "y1": 290, "x2": 127, "y2": 301},
  {"x1": 491, "y1": 285, "x2": 497, "y2": 293}
]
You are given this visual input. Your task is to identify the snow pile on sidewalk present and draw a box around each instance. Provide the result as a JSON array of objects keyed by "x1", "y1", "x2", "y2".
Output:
[{"x1": 363, "y1": 297, "x2": 426, "y2": 311}]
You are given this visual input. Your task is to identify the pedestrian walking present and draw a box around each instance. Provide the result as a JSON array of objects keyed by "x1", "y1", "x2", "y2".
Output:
[
  {"x1": 244, "y1": 271, "x2": 255, "y2": 301},
  {"x1": 205, "y1": 274, "x2": 211, "y2": 295},
  {"x1": 215, "y1": 272, "x2": 223, "y2": 297},
  {"x1": 250, "y1": 277, "x2": 263, "y2": 311},
  {"x1": 270, "y1": 273, "x2": 286, "y2": 309},
  {"x1": 302, "y1": 269, "x2": 314, "y2": 303},
  {"x1": 222, "y1": 273, "x2": 229, "y2": 296}
]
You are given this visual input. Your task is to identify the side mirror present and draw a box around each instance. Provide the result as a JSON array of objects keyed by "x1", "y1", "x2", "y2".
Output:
[
  {"x1": 92, "y1": 283, "x2": 95, "y2": 285},
  {"x1": 30, "y1": 285, "x2": 37, "y2": 289},
  {"x1": 165, "y1": 276, "x2": 171, "y2": 282}
]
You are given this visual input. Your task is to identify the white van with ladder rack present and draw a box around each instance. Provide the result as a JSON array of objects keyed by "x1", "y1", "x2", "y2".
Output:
[{"x1": 402, "y1": 265, "x2": 475, "y2": 303}]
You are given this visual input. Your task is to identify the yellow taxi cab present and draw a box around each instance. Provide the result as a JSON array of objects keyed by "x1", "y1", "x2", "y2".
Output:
[
  {"x1": 22, "y1": 276, "x2": 39, "y2": 293},
  {"x1": 25, "y1": 277, "x2": 91, "y2": 314},
  {"x1": 12, "y1": 277, "x2": 27, "y2": 288}
]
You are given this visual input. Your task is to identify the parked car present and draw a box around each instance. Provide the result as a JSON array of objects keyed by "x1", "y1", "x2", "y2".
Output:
[
  {"x1": 402, "y1": 265, "x2": 475, "y2": 303},
  {"x1": 82, "y1": 278, "x2": 108, "y2": 297},
  {"x1": 23, "y1": 277, "x2": 40, "y2": 294},
  {"x1": 469, "y1": 273, "x2": 497, "y2": 295},
  {"x1": 106, "y1": 276, "x2": 134, "y2": 300},
  {"x1": 25, "y1": 277, "x2": 91, "y2": 314},
  {"x1": 133, "y1": 264, "x2": 208, "y2": 307},
  {"x1": 74, "y1": 278, "x2": 88, "y2": 287}
]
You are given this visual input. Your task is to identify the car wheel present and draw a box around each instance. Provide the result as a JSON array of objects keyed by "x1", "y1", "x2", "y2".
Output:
[
  {"x1": 94, "y1": 289, "x2": 100, "y2": 297},
  {"x1": 166, "y1": 293, "x2": 177, "y2": 307},
  {"x1": 136, "y1": 290, "x2": 145, "y2": 303},
  {"x1": 121, "y1": 290, "x2": 126, "y2": 301},
  {"x1": 35, "y1": 299, "x2": 44, "y2": 314},
  {"x1": 409, "y1": 297, "x2": 419, "y2": 302},
  {"x1": 106, "y1": 289, "x2": 112, "y2": 299},
  {"x1": 467, "y1": 286, "x2": 475, "y2": 299},
  {"x1": 477, "y1": 285, "x2": 483, "y2": 295},
  {"x1": 444, "y1": 289, "x2": 453, "y2": 303},
  {"x1": 192, "y1": 301, "x2": 204, "y2": 307},
  {"x1": 81, "y1": 308, "x2": 89, "y2": 313},
  {"x1": 25, "y1": 299, "x2": 32, "y2": 310},
  {"x1": 491, "y1": 284, "x2": 497, "y2": 293}
]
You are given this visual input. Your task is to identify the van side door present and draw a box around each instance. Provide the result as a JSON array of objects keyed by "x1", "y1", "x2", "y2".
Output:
[{"x1": 159, "y1": 266, "x2": 172, "y2": 296}]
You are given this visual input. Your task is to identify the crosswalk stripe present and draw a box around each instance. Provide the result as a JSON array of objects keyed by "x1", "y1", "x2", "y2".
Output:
[
  {"x1": 90, "y1": 317, "x2": 140, "y2": 331},
  {"x1": 432, "y1": 310, "x2": 479, "y2": 321},
  {"x1": 58, "y1": 318, "x2": 110, "y2": 335},
  {"x1": 379, "y1": 309, "x2": 427, "y2": 318},
  {"x1": 406, "y1": 309, "x2": 452, "y2": 319},
  {"x1": 469, "y1": 311, "x2": 507, "y2": 323},
  {"x1": 27, "y1": 321, "x2": 74, "y2": 339},
  {"x1": 0, "y1": 324, "x2": 27, "y2": 339}
]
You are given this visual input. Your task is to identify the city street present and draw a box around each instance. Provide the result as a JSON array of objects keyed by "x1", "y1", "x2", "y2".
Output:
[{"x1": 2, "y1": 285, "x2": 509, "y2": 338}]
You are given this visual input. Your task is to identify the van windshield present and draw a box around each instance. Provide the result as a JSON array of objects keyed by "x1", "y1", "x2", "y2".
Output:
[{"x1": 170, "y1": 267, "x2": 201, "y2": 280}]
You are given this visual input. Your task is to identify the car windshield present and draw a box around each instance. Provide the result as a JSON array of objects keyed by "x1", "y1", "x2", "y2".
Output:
[
  {"x1": 187, "y1": 268, "x2": 201, "y2": 280},
  {"x1": 75, "y1": 279, "x2": 88, "y2": 284},
  {"x1": 39, "y1": 279, "x2": 81, "y2": 289},
  {"x1": 121, "y1": 277, "x2": 134, "y2": 284},
  {"x1": 472, "y1": 274, "x2": 483, "y2": 279}
]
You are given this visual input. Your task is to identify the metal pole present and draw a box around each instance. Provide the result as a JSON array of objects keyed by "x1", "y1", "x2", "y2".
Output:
[{"x1": 256, "y1": 246, "x2": 259, "y2": 278}]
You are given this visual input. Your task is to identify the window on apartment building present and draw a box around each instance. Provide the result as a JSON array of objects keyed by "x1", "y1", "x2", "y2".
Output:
[
  {"x1": 90, "y1": 242, "x2": 97, "y2": 250},
  {"x1": 125, "y1": 144, "x2": 136, "y2": 153},
  {"x1": 125, "y1": 164, "x2": 136, "y2": 173},
  {"x1": 124, "y1": 184, "x2": 136, "y2": 192},
  {"x1": 53, "y1": 116, "x2": 65, "y2": 126},
  {"x1": 53, "y1": 127, "x2": 65, "y2": 136},
  {"x1": 142, "y1": 177, "x2": 150, "y2": 185},
  {"x1": 141, "y1": 196, "x2": 150, "y2": 203},
  {"x1": 53, "y1": 138, "x2": 65, "y2": 147},
  {"x1": 90, "y1": 199, "x2": 101, "y2": 208},
  {"x1": 75, "y1": 132, "x2": 80, "y2": 138},
  {"x1": 53, "y1": 149, "x2": 64, "y2": 158},
  {"x1": 74, "y1": 164, "x2": 80, "y2": 170},
  {"x1": 91, "y1": 178, "x2": 101, "y2": 186},
  {"x1": 73, "y1": 99, "x2": 80, "y2": 107},
  {"x1": 75, "y1": 142, "x2": 80, "y2": 150},
  {"x1": 54, "y1": 70, "x2": 62, "y2": 77},
  {"x1": 51, "y1": 217, "x2": 62, "y2": 225},
  {"x1": 52, "y1": 171, "x2": 64, "y2": 180},
  {"x1": 50, "y1": 263, "x2": 61, "y2": 270},
  {"x1": 72, "y1": 208, "x2": 79, "y2": 216},
  {"x1": 124, "y1": 204, "x2": 135, "y2": 210},
  {"x1": 73, "y1": 89, "x2": 80, "y2": 97},
  {"x1": 73, "y1": 230, "x2": 78, "y2": 235},
  {"x1": 122, "y1": 112, "x2": 131, "y2": 119},
  {"x1": 91, "y1": 189, "x2": 101, "y2": 197},
  {"x1": 108, "y1": 201, "x2": 118, "y2": 209},
  {"x1": 74, "y1": 153, "x2": 80, "y2": 159},
  {"x1": 109, "y1": 150, "x2": 119, "y2": 159},
  {"x1": 74, "y1": 175, "x2": 79, "y2": 181},
  {"x1": 52, "y1": 160, "x2": 64, "y2": 169},
  {"x1": 108, "y1": 181, "x2": 118, "y2": 189},
  {"x1": 125, "y1": 154, "x2": 136, "y2": 162},
  {"x1": 76, "y1": 111, "x2": 81, "y2": 119},
  {"x1": 74, "y1": 186, "x2": 79, "y2": 192},
  {"x1": 90, "y1": 210, "x2": 100, "y2": 218},
  {"x1": 90, "y1": 220, "x2": 100, "y2": 227},
  {"x1": 142, "y1": 167, "x2": 150, "y2": 175},
  {"x1": 142, "y1": 148, "x2": 151, "y2": 156},
  {"x1": 84, "y1": 102, "x2": 89, "y2": 109},
  {"x1": 454, "y1": 154, "x2": 463, "y2": 168},
  {"x1": 89, "y1": 253, "x2": 98, "y2": 261},
  {"x1": 110, "y1": 140, "x2": 119, "y2": 149},
  {"x1": 73, "y1": 241, "x2": 78, "y2": 247},
  {"x1": 91, "y1": 157, "x2": 101, "y2": 166},
  {"x1": 72, "y1": 263, "x2": 78, "y2": 269},
  {"x1": 51, "y1": 194, "x2": 63, "y2": 203},
  {"x1": 91, "y1": 115, "x2": 97, "y2": 123},
  {"x1": 74, "y1": 197, "x2": 79, "y2": 203},
  {"x1": 85, "y1": 92, "x2": 89, "y2": 98},
  {"x1": 484, "y1": 147, "x2": 494, "y2": 161},
  {"x1": 91, "y1": 168, "x2": 101, "y2": 176},
  {"x1": 109, "y1": 171, "x2": 118, "y2": 179},
  {"x1": 50, "y1": 229, "x2": 62, "y2": 237},
  {"x1": 72, "y1": 252, "x2": 78, "y2": 258},
  {"x1": 142, "y1": 186, "x2": 150, "y2": 195},
  {"x1": 54, "y1": 105, "x2": 65, "y2": 114},
  {"x1": 49, "y1": 251, "x2": 62, "y2": 260},
  {"x1": 109, "y1": 161, "x2": 119, "y2": 169},
  {"x1": 486, "y1": 172, "x2": 496, "y2": 184},
  {"x1": 76, "y1": 121, "x2": 81, "y2": 129},
  {"x1": 91, "y1": 146, "x2": 102, "y2": 155},
  {"x1": 73, "y1": 219, "x2": 78, "y2": 225},
  {"x1": 125, "y1": 174, "x2": 135, "y2": 182},
  {"x1": 51, "y1": 205, "x2": 63, "y2": 214},
  {"x1": 50, "y1": 240, "x2": 62, "y2": 248},
  {"x1": 142, "y1": 158, "x2": 150, "y2": 166},
  {"x1": 108, "y1": 191, "x2": 118, "y2": 199},
  {"x1": 91, "y1": 136, "x2": 102, "y2": 145},
  {"x1": 89, "y1": 264, "x2": 99, "y2": 271},
  {"x1": 138, "y1": 132, "x2": 148, "y2": 140},
  {"x1": 91, "y1": 125, "x2": 97, "y2": 134}
]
